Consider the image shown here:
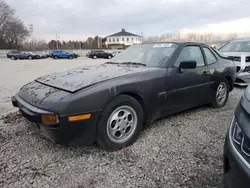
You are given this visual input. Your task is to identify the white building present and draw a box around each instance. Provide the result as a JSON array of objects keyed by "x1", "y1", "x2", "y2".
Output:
[{"x1": 105, "y1": 29, "x2": 142, "y2": 49}]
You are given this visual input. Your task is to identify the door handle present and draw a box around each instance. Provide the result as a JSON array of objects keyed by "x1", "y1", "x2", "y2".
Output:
[{"x1": 202, "y1": 71, "x2": 210, "y2": 75}]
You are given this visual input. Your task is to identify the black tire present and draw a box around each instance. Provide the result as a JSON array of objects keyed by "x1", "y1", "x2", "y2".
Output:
[
  {"x1": 11, "y1": 56, "x2": 16, "y2": 60},
  {"x1": 211, "y1": 78, "x2": 229, "y2": 108},
  {"x1": 93, "y1": 55, "x2": 97, "y2": 59},
  {"x1": 54, "y1": 56, "x2": 58, "y2": 59},
  {"x1": 97, "y1": 95, "x2": 144, "y2": 151},
  {"x1": 68, "y1": 56, "x2": 73, "y2": 59},
  {"x1": 108, "y1": 55, "x2": 112, "y2": 59},
  {"x1": 28, "y1": 56, "x2": 33, "y2": 60}
]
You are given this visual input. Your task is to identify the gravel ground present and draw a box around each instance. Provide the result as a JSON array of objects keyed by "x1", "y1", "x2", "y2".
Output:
[
  {"x1": 0, "y1": 58, "x2": 245, "y2": 187},
  {"x1": 0, "y1": 86, "x2": 244, "y2": 188}
]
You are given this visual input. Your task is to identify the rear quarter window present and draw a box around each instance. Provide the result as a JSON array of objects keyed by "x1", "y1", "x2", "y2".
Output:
[{"x1": 202, "y1": 47, "x2": 217, "y2": 65}]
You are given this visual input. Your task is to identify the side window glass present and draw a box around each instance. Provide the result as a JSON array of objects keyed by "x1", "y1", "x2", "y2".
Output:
[
  {"x1": 174, "y1": 46, "x2": 205, "y2": 67},
  {"x1": 203, "y1": 47, "x2": 217, "y2": 65}
]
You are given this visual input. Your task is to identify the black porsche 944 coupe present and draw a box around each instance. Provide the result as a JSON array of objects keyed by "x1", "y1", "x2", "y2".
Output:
[{"x1": 12, "y1": 42, "x2": 236, "y2": 151}]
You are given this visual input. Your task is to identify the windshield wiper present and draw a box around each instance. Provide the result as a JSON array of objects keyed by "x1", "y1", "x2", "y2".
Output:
[
  {"x1": 120, "y1": 62, "x2": 146, "y2": 66},
  {"x1": 105, "y1": 61, "x2": 119, "y2": 64},
  {"x1": 105, "y1": 61, "x2": 146, "y2": 66}
]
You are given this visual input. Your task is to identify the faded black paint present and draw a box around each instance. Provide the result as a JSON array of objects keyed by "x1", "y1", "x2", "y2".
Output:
[
  {"x1": 13, "y1": 42, "x2": 236, "y2": 146},
  {"x1": 35, "y1": 64, "x2": 156, "y2": 93}
]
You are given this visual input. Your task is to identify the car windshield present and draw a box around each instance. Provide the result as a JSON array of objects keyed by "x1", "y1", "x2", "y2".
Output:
[
  {"x1": 219, "y1": 41, "x2": 250, "y2": 52},
  {"x1": 109, "y1": 43, "x2": 178, "y2": 67}
]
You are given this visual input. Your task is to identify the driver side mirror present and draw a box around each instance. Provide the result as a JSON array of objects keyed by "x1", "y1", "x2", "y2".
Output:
[{"x1": 179, "y1": 60, "x2": 197, "y2": 72}]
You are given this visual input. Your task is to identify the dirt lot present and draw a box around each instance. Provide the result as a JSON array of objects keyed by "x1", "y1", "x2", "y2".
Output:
[{"x1": 0, "y1": 58, "x2": 245, "y2": 188}]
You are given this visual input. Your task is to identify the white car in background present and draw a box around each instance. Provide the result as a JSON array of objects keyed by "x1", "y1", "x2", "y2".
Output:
[
  {"x1": 219, "y1": 39, "x2": 250, "y2": 86},
  {"x1": 112, "y1": 51, "x2": 122, "y2": 57}
]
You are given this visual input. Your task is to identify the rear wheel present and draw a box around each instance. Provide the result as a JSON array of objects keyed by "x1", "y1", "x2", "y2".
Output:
[
  {"x1": 108, "y1": 55, "x2": 112, "y2": 59},
  {"x1": 54, "y1": 56, "x2": 58, "y2": 59},
  {"x1": 212, "y1": 79, "x2": 229, "y2": 108},
  {"x1": 93, "y1": 55, "x2": 97, "y2": 59},
  {"x1": 97, "y1": 95, "x2": 143, "y2": 151},
  {"x1": 28, "y1": 56, "x2": 32, "y2": 60},
  {"x1": 68, "y1": 56, "x2": 73, "y2": 59}
]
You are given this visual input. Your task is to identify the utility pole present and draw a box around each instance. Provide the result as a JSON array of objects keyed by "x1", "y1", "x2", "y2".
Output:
[
  {"x1": 56, "y1": 30, "x2": 59, "y2": 50},
  {"x1": 79, "y1": 37, "x2": 82, "y2": 54},
  {"x1": 97, "y1": 36, "x2": 99, "y2": 49},
  {"x1": 28, "y1": 24, "x2": 34, "y2": 51}
]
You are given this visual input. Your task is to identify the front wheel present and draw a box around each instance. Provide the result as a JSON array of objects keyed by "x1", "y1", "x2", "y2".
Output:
[
  {"x1": 68, "y1": 56, "x2": 73, "y2": 59},
  {"x1": 93, "y1": 55, "x2": 97, "y2": 59},
  {"x1": 28, "y1": 56, "x2": 33, "y2": 60},
  {"x1": 212, "y1": 79, "x2": 229, "y2": 108},
  {"x1": 11, "y1": 56, "x2": 16, "y2": 60},
  {"x1": 108, "y1": 55, "x2": 112, "y2": 59},
  {"x1": 97, "y1": 95, "x2": 143, "y2": 151}
]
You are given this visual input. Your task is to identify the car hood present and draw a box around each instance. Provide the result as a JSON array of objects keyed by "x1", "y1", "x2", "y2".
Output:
[
  {"x1": 221, "y1": 52, "x2": 250, "y2": 56},
  {"x1": 35, "y1": 64, "x2": 157, "y2": 93}
]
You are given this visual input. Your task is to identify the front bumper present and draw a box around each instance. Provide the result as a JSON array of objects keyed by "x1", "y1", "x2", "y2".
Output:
[
  {"x1": 224, "y1": 131, "x2": 250, "y2": 188},
  {"x1": 224, "y1": 97, "x2": 250, "y2": 187},
  {"x1": 235, "y1": 72, "x2": 250, "y2": 86},
  {"x1": 11, "y1": 95, "x2": 101, "y2": 146}
]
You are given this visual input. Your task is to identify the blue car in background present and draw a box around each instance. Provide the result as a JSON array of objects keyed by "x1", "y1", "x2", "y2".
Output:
[{"x1": 51, "y1": 50, "x2": 74, "y2": 59}]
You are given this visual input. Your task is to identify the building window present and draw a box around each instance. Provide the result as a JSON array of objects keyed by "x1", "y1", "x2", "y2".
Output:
[
  {"x1": 127, "y1": 38, "x2": 129, "y2": 42},
  {"x1": 132, "y1": 38, "x2": 134, "y2": 42},
  {"x1": 122, "y1": 38, "x2": 124, "y2": 41},
  {"x1": 113, "y1": 38, "x2": 115, "y2": 42},
  {"x1": 117, "y1": 38, "x2": 119, "y2": 42},
  {"x1": 109, "y1": 38, "x2": 111, "y2": 42}
]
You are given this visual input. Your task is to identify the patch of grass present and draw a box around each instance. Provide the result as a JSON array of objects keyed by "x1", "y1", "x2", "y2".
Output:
[{"x1": 78, "y1": 53, "x2": 86, "y2": 57}]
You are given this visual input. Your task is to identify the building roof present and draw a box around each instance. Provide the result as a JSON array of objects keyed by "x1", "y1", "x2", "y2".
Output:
[{"x1": 106, "y1": 29, "x2": 141, "y2": 38}]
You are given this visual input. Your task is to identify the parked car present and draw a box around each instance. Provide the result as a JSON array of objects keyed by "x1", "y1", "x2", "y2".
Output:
[
  {"x1": 88, "y1": 50, "x2": 113, "y2": 59},
  {"x1": 7, "y1": 50, "x2": 20, "y2": 59},
  {"x1": 219, "y1": 39, "x2": 250, "y2": 86},
  {"x1": 86, "y1": 51, "x2": 91, "y2": 57},
  {"x1": 112, "y1": 51, "x2": 122, "y2": 57},
  {"x1": 8, "y1": 51, "x2": 34, "y2": 60},
  {"x1": 51, "y1": 50, "x2": 74, "y2": 59},
  {"x1": 11, "y1": 42, "x2": 236, "y2": 151},
  {"x1": 36, "y1": 52, "x2": 48, "y2": 59},
  {"x1": 224, "y1": 86, "x2": 250, "y2": 188},
  {"x1": 47, "y1": 51, "x2": 53, "y2": 58},
  {"x1": 65, "y1": 51, "x2": 79, "y2": 59},
  {"x1": 28, "y1": 52, "x2": 42, "y2": 59}
]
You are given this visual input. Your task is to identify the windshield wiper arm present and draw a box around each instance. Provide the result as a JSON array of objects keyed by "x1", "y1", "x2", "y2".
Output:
[
  {"x1": 105, "y1": 61, "x2": 119, "y2": 64},
  {"x1": 120, "y1": 62, "x2": 146, "y2": 66}
]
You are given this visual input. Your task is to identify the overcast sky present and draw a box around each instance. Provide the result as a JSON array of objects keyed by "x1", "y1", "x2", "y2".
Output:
[{"x1": 4, "y1": 0, "x2": 250, "y2": 41}]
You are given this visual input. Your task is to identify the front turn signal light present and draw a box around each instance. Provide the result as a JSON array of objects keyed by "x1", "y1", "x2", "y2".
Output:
[
  {"x1": 68, "y1": 114, "x2": 91, "y2": 122},
  {"x1": 41, "y1": 114, "x2": 59, "y2": 124}
]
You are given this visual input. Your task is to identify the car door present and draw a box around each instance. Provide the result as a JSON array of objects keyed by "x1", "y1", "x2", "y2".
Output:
[
  {"x1": 19, "y1": 52, "x2": 26, "y2": 59},
  {"x1": 164, "y1": 45, "x2": 213, "y2": 113},
  {"x1": 201, "y1": 45, "x2": 219, "y2": 100},
  {"x1": 98, "y1": 51, "x2": 105, "y2": 58},
  {"x1": 61, "y1": 51, "x2": 66, "y2": 58}
]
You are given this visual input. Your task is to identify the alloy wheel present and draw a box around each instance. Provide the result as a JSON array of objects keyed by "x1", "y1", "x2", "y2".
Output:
[
  {"x1": 107, "y1": 105, "x2": 138, "y2": 144},
  {"x1": 216, "y1": 82, "x2": 227, "y2": 105}
]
